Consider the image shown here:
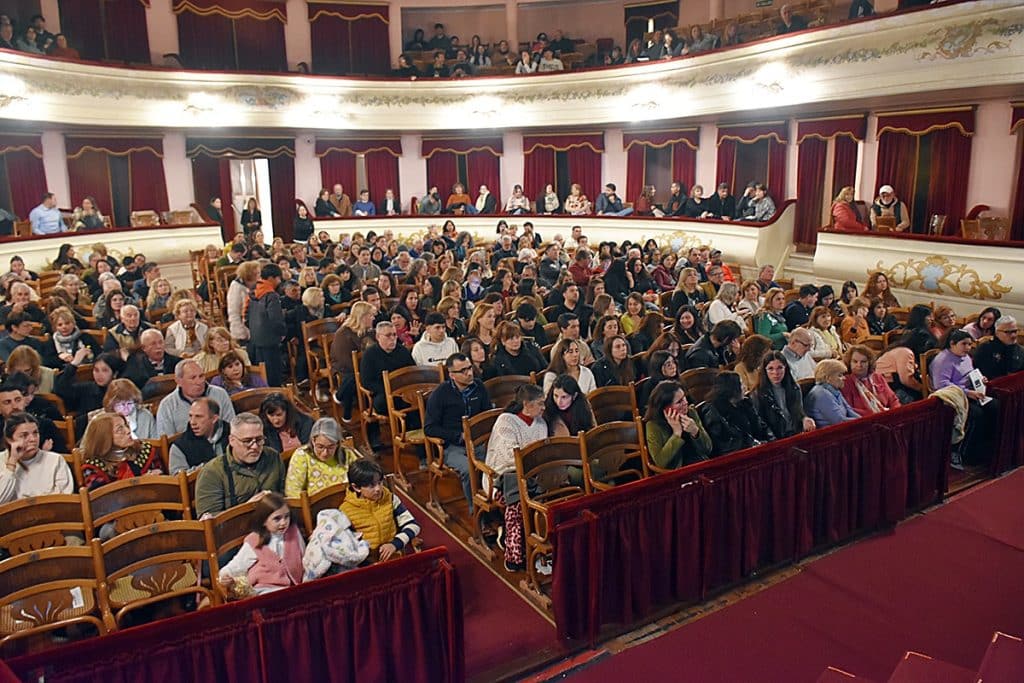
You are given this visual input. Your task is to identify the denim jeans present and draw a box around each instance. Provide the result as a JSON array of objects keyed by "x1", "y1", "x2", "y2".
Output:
[{"x1": 444, "y1": 443, "x2": 487, "y2": 512}]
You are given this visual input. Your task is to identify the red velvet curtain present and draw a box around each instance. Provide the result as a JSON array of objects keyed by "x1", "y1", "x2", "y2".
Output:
[
  {"x1": 2, "y1": 150, "x2": 47, "y2": 218},
  {"x1": 67, "y1": 150, "x2": 114, "y2": 218},
  {"x1": 268, "y1": 154, "x2": 296, "y2": 242},
  {"x1": 671, "y1": 142, "x2": 697, "y2": 193},
  {"x1": 566, "y1": 146, "x2": 602, "y2": 203},
  {"x1": 1013, "y1": 134, "x2": 1024, "y2": 241},
  {"x1": 925, "y1": 126, "x2": 972, "y2": 235},
  {"x1": 524, "y1": 146, "x2": 556, "y2": 199},
  {"x1": 308, "y1": 3, "x2": 390, "y2": 75},
  {"x1": 57, "y1": 0, "x2": 104, "y2": 60},
  {"x1": 426, "y1": 152, "x2": 459, "y2": 197},
  {"x1": 129, "y1": 150, "x2": 169, "y2": 212},
  {"x1": 466, "y1": 150, "x2": 500, "y2": 207},
  {"x1": 318, "y1": 150, "x2": 358, "y2": 200},
  {"x1": 105, "y1": 0, "x2": 151, "y2": 63},
  {"x1": 217, "y1": 158, "x2": 236, "y2": 239},
  {"x1": 234, "y1": 15, "x2": 286, "y2": 71},
  {"x1": 831, "y1": 135, "x2": 859, "y2": 197},
  {"x1": 989, "y1": 372, "x2": 1024, "y2": 474},
  {"x1": 875, "y1": 132, "x2": 918, "y2": 213},
  {"x1": 767, "y1": 139, "x2": 787, "y2": 199},
  {"x1": 193, "y1": 155, "x2": 236, "y2": 239},
  {"x1": 795, "y1": 137, "x2": 827, "y2": 247},
  {"x1": 364, "y1": 150, "x2": 400, "y2": 201},
  {"x1": 176, "y1": 10, "x2": 235, "y2": 69},
  {"x1": 625, "y1": 145, "x2": 646, "y2": 205},
  {"x1": 716, "y1": 139, "x2": 737, "y2": 189}
]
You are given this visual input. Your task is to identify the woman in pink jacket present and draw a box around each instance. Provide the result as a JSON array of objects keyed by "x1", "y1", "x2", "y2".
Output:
[{"x1": 831, "y1": 186, "x2": 868, "y2": 231}]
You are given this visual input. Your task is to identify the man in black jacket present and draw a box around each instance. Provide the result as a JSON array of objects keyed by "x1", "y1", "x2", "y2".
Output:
[
  {"x1": 359, "y1": 321, "x2": 415, "y2": 416},
  {"x1": 974, "y1": 316, "x2": 1024, "y2": 379},
  {"x1": 663, "y1": 181, "x2": 687, "y2": 217},
  {"x1": 424, "y1": 353, "x2": 493, "y2": 510},
  {"x1": 125, "y1": 329, "x2": 182, "y2": 395},
  {"x1": 784, "y1": 284, "x2": 819, "y2": 331},
  {"x1": 684, "y1": 320, "x2": 742, "y2": 370},
  {"x1": 706, "y1": 183, "x2": 736, "y2": 220},
  {"x1": 248, "y1": 264, "x2": 287, "y2": 386}
]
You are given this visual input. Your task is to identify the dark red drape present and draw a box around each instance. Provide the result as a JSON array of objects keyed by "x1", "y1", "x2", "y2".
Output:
[
  {"x1": 625, "y1": 146, "x2": 646, "y2": 206},
  {"x1": 671, "y1": 142, "x2": 697, "y2": 193},
  {"x1": 308, "y1": 3, "x2": 390, "y2": 75},
  {"x1": 875, "y1": 132, "x2": 918, "y2": 211},
  {"x1": 8, "y1": 548, "x2": 463, "y2": 683},
  {"x1": 67, "y1": 150, "x2": 114, "y2": 218},
  {"x1": 267, "y1": 154, "x2": 296, "y2": 242},
  {"x1": 989, "y1": 372, "x2": 1024, "y2": 475},
  {"x1": 3, "y1": 150, "x2": 47, "y2": 218},
  {"x1": 566, "y1": 146, "x2": 602, "y2": 203},
  {"x1": 465, "y1": 150, "x2": 500, "y2": 207},
  {"x1": 318, "y1": 150, "x2": 358, "y2": 199},
  {"x1": 524, "y1": 146, "x2": 557, "y2": 199},
  {"x1": 831, "y1": 135, "x2": 859, "y2": 197},
  {"x1": 217, "y1": 158, "x2": 235, "y2": 238},
  {"x1": 767, "y1": 139, "x2": 787, "y2": 199},
  {"x1": 925, "y1": 126, "x2": 972, "y2": 235},
  {"x1": 365, "y1": 150, "x2": 401, "y2": 201},
  {"x1": 795, "y1": 137, "x2": 827, "y2": 247},
  {"x1": 1013, "y1": 134, "x2": 1024, "y2": 241},
  {"x1": 129, "y1": 150, "x2": 169, "y2": 213},
  {"x1": 716, "y1": 139, "x2": 737, "y2": 189},
  {"x1": 193, "y1": 155, "x2": 236, "y2": 239},
  {"x1": 105, "y1": 0, "x2": 151, "y2": 63},
  {"x1": 175, "y1": 10, "x2": 235, "y2": 70},
  {"x1": 234, "y1": 15, "x2": 286, "y2": 71},
  {"x1": 426, "y1": 152, "x2": 459, "y2": 196},
  {"x1": 57, "y1": 0, "x2": 104, "y2": 60}
]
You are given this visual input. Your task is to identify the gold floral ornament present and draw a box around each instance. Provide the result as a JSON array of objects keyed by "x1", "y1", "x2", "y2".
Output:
[
  {"x1": 663, "y1": 231, "x2": 711, "y2": 254},
  {"x1": 870, "y1": 255, "x2": 1012, "y2": 300},
  {"x1": 918, "y1": 20, "x2": 1010, "y2": 61}
]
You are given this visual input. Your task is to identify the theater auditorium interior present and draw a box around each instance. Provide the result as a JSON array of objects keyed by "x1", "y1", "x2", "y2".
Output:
[{"x1": 0, "y1": 0, "x2": 1022, "y2": 681}]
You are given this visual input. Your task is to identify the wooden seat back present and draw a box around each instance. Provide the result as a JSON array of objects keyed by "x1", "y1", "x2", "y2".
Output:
[
  {"x1": 83, "y1": 471, "x2": 192, "y2": 536},
  {"x1": 301, "y1": 483, "x2": 349, "y2": 535},
  {"x1": 679, "y1": 367, "x2": 720, "y2": 404},
  {"x1": 463, "y1": 408, "x2": 504, "y2": 508},
  {"x1": 580, "y1": 419, "x2": 648, "y2": 491},
  {"x1": 920, "y1": 348, "x2": 941, "y2": 397},
  {"x1": 514, "y1": 436, "x2": 588, "y2": 544},
  {"x1": 485, "y1": 375, "x2": 534, "y2": 409},
  {"x1": 0, "y1": 494, "x2": 89, "y2": 556},
  {"x1": 231, "y1": 386, "x2": 295, "y2": 415},
  {"x1": 874, "y1": 215, "x2": 897, "y2": 232},
  {"x1": 588, "y1": 385, "x2": 639, "y2": 424},
  {"x1": 203, "y1": 500, "x2": 257, "y2": 563}
]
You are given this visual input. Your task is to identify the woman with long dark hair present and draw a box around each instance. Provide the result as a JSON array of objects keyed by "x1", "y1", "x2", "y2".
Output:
[
  {"x1": 698, "y1": 371, "x2": 775, "y2": 456},
  {"x1": 898, "y1": 304, "x2": 937, "y2": 358},
  {"x1": 543, "y1": 339, "x2": 596, "y2": 395},
  {"x1": 636, "y1": 350, "x2": 679, "y2": 411},
  {"x1": 751, "y1": 351, "x2": 815, "y2": 438},
  {"x1": 259, "y1": 393, "x2": 314, "y2": 454},
  {"x1": 592, "y1": 335, "x2": 637, "y2": 387},
  {"x1": 543, "y1": 374, "x2": 596, "y2": 437},
  {"x1": 644, "y1": 381, "x2": 712, "y2": 469}
]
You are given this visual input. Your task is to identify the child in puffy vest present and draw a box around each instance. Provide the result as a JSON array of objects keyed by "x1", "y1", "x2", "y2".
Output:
[
  {"x1": 341, "y1": 459, "x2": 421, "y2": 563},
  {"x1": 218, "y1": 492, "x2": 306, "y2": 596}
]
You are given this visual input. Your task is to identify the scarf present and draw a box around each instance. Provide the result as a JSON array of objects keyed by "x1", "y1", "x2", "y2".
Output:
[
  {"x1": 53, "y1": 328, "x2": 83, "y2": 355},
  {"x1": 476, "y1": 192, "x2": 489, "y2": 212},
  {"x1": 853, "y1": 375, "x2": 885, "y2": 414}
]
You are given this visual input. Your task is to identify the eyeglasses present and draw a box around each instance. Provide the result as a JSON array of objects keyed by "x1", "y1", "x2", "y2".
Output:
[
  {"x1": 996, "y1": 328, "x2": 1019, "y2": 335},
  {"x1": 449, "y1": 366, "x2": 473, "y2": 375},
  {"x1": 234, "y1": 436, "x2": 266, "y2": 448}
]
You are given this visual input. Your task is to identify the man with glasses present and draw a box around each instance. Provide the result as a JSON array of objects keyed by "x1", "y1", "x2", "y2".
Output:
[
  {"x1": 974, "y1": 315, "x2": 1024, "y2": 379},
  {"x1": 782, "y1": 328, "x2": 817, "y2": 381},
  {"x1": 424, "y1": 353, "x2": 493, "y2": 510},
  {"x1": 195, "y1": 412, "x2": 285, "y2": 517}
]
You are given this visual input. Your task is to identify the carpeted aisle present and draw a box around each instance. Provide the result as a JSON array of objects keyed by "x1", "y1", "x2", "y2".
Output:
[
  {"x1": 407, "y1": 495, "x2": 562, "y2": 682},
  {"x1": 567, "y1": 470, "x2": 1024, "y2": 682}
]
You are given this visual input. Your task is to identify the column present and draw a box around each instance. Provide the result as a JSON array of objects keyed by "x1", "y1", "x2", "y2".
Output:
[
  {"x1": 859, "y1": 114, "x2": 879, "y2": 202},
  {"x1": 399, "y1": 134, "x2": 427, "y2": 212},
  {"x1": 785, "y1": 119, "x2": 799, "y2": 200},
  {"x1": 162, "y1": 133, "x2": 195, "y2": 211},
  {"x1": 40, "y1": 131, "x2": 70, "y2": 207},
  {"x1": 602, "y1": 128, "x2": 625, "y2": 191},
  {"x1": 505, "y1": 0, "x2": 518, "y2": 47},
  {"x1": 294, "y1": 135, "x2": 322, "y2": 206},
  {"x1": 145, "y1": 0, "x2": 179, "y2": 64},
  {"x1": 389, "y1": 2, "x2": 404, "y2": 66},
  {"x1": 39, "y1": 0, "x2": 60, "y2": 32},
  {"x1": 695, "y1": 124, "x2": 717, "y2": 187},
  {"x1": 709, "y1": 0, "x2": 724, "y2": 21},
  {"x1": 501, "y1": 131, "x2": 524, "y2": 192},
  {"x1": 285, "y1": 0, "x2": 313, "y2": 70}
]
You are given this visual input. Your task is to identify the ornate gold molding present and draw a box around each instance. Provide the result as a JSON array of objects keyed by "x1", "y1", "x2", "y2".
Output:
[{"x1": 870, "y1": 255, "x2": 1012, "y2": 300}]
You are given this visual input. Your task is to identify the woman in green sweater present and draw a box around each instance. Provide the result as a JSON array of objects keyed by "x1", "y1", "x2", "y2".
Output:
[
  {"x1": 643, "y1": 380, "x2": 712, "y2": 469},
  {"x1": 754, "y1": 287, "x2": 789, "y2": 350}
]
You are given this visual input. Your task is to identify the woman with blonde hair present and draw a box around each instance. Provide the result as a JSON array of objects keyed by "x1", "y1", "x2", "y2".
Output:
[
  {"x1": 707, "y1": 281, "x2": 746, "y2": 327},
  {"x1": 145, "y1": 277, "x2": 174, "y2": 313},
  {"x1": 670, "y1": 266, "x2": 707, "y2": 316},
  {"x1": 80, "y1": 412, "x2": 161, "y2": 492},
  {"x1": 101, "y1": 378, "x2": 157, "y2": 439},
  {"x1": 467, "y1": 302, "x2": 498, "y2": 347},
  {"x1": 564, "y1": 183, "x2": 592, "y2": 215},
  {"x1": 192, "y1": 326, "x2": 251, "y2": 373},
  {"x1": 830, "y1": 186, "x2": 867, "y2": 231},
  {"x1": 329, "y1": 301, "x2": 375, "y2": 419}
]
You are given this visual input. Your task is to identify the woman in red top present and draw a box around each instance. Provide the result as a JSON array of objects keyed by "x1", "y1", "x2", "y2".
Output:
[
  {"x1": 840, "y1": 345, "x2": 901, "y2": 417},
  {"x1": 80, "y1": 412, "x2": 162, "y2": 490},
  {"x1": 831, "y1": 186, "x2": 868, "y2": 231}
]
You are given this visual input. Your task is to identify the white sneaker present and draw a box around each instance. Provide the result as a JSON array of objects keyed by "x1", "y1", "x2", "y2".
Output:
[{"x1": 535, "y1": 557, "x2": 553, "y2": 576}]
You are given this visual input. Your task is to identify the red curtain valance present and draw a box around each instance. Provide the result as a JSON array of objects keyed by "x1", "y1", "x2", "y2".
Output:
[
  {"x1": 0, "y1": 134, "x2": 43, "y2": 157},
  {"x1": 522, "y1": 133, "x2": 604, "y2": 155},
  {"x1": 623, "y1": 128, "x2": 699, "y2": 152},
  {"x1": 173, "y1": 0, "x2": 286, "y2": 23},
  {"x1": 421, "y1": 137, "x2": 503, "y2": 158},
  {"x1": 796, "y1": 115, "x2": 867, "y2": 144},
  {"x1": 186, "y1": 137, "x2": 294, "y2": 159},
  {"x1": 1011, "y1": 103, "x2": 1024, "y2": 135},
  {"x1": 717, "y1": 122, "x2": 787, "y2": 146},
  {"x1": 315, "y1": 138, "x2": 402, "y2": 157},
  {"x1": 65, "y1": 136, "x2": 164, "y2": 159},
  {"x1": 876, "y1": 107, "x2": 974, "y2": 138},
  {"x1": 308, "y1": 2, "x2": 389, "y2": 24}
]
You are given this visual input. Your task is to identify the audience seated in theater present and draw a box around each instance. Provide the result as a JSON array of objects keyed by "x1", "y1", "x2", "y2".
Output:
[
  {"x1": 929, "y1": 305, "x2": 958, "y2": 341},
  {"x1": 839, "y1": 297, "x2": 871, "y2": 345},
  {"x1": 973, "y1": 315, "x2": 1023, "y2": 379},
  {"x1": 831, "y1": 186, "x2": 868, "y2": 230},
  {"x1": 156, "y1": 359, "x2": 235, "y2": 436},
  {"x1": 15, "y1": 25, "x2": 44, "y2": 54},
  {"x1": 688, "y1": 25, "x2": 719, "y2": 53},
  {"x1": 284, "y1": 417, "x2": 361, "y2": 497},
  {"x1": 504, "y1": 185, "x2": 531, "y2": 214},
  {"x1": 544, "y1": 374, "x2": 596, "y2": 438},
  {"x1": 784, "y1": 284, "x2": 819, "y2": 330},
  {"x1": 644, "y1": 380, "x2": 712, "y2": 469},
  {"x1": 866, "y1": 298, "x2": 900, "y2": 336},
  {"x1": 870, "y1": 185, "x2": 910, "y2": 232},
  {"x1": 684, "y1": 320, "x2": 742, "y2": 370},
  {"x1": 378, "y1": 189, "x2": 401, "y2": 216},
  {"x1": 164, "y1": 299, "x2": 208, "y2": 358},
  {"x1": 342, "y1": 458, "x2": 420, "y2": 563},
  {"x1": 808, "y1": 305, "x2": 844, "y2": 360},
  {"x1": 80, "y1": 412, "x2": 162, "y2": 495},
  {"x1": 543, "y1": 339, "x2": 596, "y2": 395},
  {"x1": 102, "y1": 378, "x2": 157, "y2": 440},
  {"x1": 394, "y1": 53, "x2": 421, "y2": 78},
  {"x1": 592, "y1": 335, "x2": 636, "y2": 387},
  {"x1": 329, "y1": 184, "x2": 353, "y2": 217},
  {"x1": 515, "y1": 49, "x2": 536, "y2": 74},
  {"x1": 315, "y1": 188, "x2": 338, "y2": 218},
  {"x1": 929, "y1": 329, "x2": 999, "y2": 467},
  {"x1": 5, "y1": 345, "x2": 55, "y2": 394},
  {"x1": 781, "y1": 327, "x2": 817, "y2": 381},
  {"x1": 210, "y1": 351, "x2": 268, "y2": 395},
  {"x1": 195, "y1": 412, "x2": 286, "y2": 517},
  {"x1": 670, "y1": 269, "x2": 707, "y2": 316},
  {"x1": 705, "y1": 183, "x2": 735, "y2": 220},
  {"x1": 537, "y1": 48, "x2": 564, "y2": 72},
  {"x1": 666, "y1": 306, "x2": 701, "y2": 348},
  {"x1": 193, "y1": 326, "x2": 251, "y2": 374},
  {"x1": 699, "y1": 371, "x2": 775, "y2": 456},
  {"x1": 446, "y1": 182, "x2": 475, "y2": 215},
  {"x1": 0, "y1": 312, "x2": 42, "y2": 363},
  {"x1": 595, "y1": 183, "x2": 633, "y2": 216},
  {"x1": 564, "y1": 183, "x2": 592, "y2": 215},
  {"x1": 636, "y1": 350, "x2": 680, "y2": 410},
  {"x1": 739, "y1": 183, "x2": 776, "y2": 222},
  {"x1": 683, "y1": 185, "x2": 711, "y2": 218},
  {"x1": 72, "y1": 196, "x2": 106, "y2": 231},
  {"x1": 411, "y1": 312, "x2": 458, "y2": 366},
  {"x1": 961, "y1": 306, "x2": 1000, "y2": 341},
  {"x1": 168, "y1": 397, "x2": 229, "y2": 474},
  {"x1": 353, "y1": 190, "x2": 375, "y2": 216},
  {"x1": 537, "y1": 184, "x2": 561, "y2": 215},
  {"x1": 752, "y1": 351, "x2": 816, "y2": 438},
  {"x1": 124, "y1": 328, "x2": 181, "y2": 395},
  {"x1": 492, "y1": 321, "x2": 547, "y2": 376},
  {"x1": 841, "y1": 345, "x2": 901, "y2": 417},
  {"x1": 359, "y1": 321, "x2": 415, "y2": 417},
  {"x1": 777, "y1": 4, "x2": 809, "y2": 34},
  {"x1": 418, "y1": 186, "x2": 442, "y2": 215},
  {"x1": 218, "y1": 492, "x2": 306, "y2": 597},
  {"x1": 707, "y1": 282, "x2": 746, "y2": 328},
  {"x1": 0, "y1": 411, "x2": 73, "y2": 503},
  {"x1": 0, "y1": 280, "x2": 45, "y2": 326},
  {"x1": 805, "y1": 359, "x2": 860, "y2": 428},
  {"x1": 699, "y1": 264, "x2": 725, "y2": 301},
  {"x1": 898, "y1": 304, "x2": 938, "y2": 358},
  {"x1": 405, "y1": 28, "x2": 427, "y2": 51},
  {"x1": 734, "y1": 334, "x2": 772, "y2": 394}
]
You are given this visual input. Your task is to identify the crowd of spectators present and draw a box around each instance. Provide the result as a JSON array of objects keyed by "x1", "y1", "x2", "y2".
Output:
[{"x1": 0, "y1": 13, "x2": 79, "y2": 60}]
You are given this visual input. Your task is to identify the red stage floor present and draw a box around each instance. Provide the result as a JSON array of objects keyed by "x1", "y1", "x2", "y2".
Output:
[{"x1": 567, "y1": 469, "x2": 1024, "y2": 682}]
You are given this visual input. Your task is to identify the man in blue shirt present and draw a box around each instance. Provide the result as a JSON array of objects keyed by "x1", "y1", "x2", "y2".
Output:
[
  {"x1": 353, "y1": 189, "x2": 376, "y2": 216},
  {"x1": 595, "y1": 183, "x2": 634, "y2": 216},
  {"x1": 29, "y1": 193, "x2": 63, "y2": 235}
]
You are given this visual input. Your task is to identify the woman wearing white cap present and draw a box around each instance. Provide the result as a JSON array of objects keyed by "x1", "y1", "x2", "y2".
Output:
[{"x1": 870, "y1": 185, "x2": 910, "y2": 231}]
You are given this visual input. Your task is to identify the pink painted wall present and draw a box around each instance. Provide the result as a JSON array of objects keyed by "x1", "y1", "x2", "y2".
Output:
[{"x1": 401, "y1": 5, "x2": 508, "y2": 47}]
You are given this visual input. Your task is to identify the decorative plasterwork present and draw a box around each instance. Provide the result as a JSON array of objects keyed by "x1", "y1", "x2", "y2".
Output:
[
  {"x1": 870, "y1": 255, "x2": 1012, "y2": 301},
  {"x1": 0, "y1": 1, "x2": 1020, "y2": 131}
]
